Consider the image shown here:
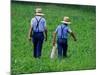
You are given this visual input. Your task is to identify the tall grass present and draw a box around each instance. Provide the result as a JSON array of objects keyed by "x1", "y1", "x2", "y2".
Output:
[{"x1": 11, "y1": 1, "x2": 96, "y2": 75}]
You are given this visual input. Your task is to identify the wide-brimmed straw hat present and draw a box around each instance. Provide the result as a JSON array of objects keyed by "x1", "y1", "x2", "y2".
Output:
[
  {"x1": 61, "y1": 16, "x2": 71, "y2": 24},
  {"x1": 35, "y1": 8, "x2": 44, "y2": 16}
]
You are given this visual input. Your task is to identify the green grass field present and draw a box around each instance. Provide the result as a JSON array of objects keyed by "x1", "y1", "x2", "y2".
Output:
[{"x1": 11, "y1": 1, "x2": 96, "y2": 75}]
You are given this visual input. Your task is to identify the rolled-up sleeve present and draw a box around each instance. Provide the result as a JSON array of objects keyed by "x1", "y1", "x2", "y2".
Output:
[
  {"x1": 67, "y1": 27, "x2": 72, "y2": 33},
  {"x1": 43, "y1": 18, "x2": 46, "y2": 28},
  {"x1": 30, "y1": 18, "x2": 34, "y2": 26},
  {"x1": 55, "y1": 26, "x2": 59, "y2": 33}
]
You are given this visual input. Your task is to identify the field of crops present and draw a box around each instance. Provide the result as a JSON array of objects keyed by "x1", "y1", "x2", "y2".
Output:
[{"x1": 11, "y1": 1, "x2": 96, "y2": 75}]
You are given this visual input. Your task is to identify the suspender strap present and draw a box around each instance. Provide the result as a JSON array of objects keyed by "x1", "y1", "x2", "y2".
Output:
[
  {"x1": 61, "y1": 25, "x2": 66, "y2": 38},
  {"x1": 35, "y1": 17, "x2": 42, "y2": 32}
]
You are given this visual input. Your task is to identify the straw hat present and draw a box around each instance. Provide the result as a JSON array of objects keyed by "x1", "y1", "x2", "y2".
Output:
[
  {"x1": 35, "y1": 8, "x2": 44, "y2": 16},
  {"x1": 61, "y1": 16, "x2": 71, "y2": 24}
]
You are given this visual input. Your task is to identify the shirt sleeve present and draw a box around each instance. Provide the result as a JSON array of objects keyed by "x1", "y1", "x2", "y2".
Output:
[
  {"x1": 55, "y1": 26, "x2": 59, "y2": 33},
  {"x1": 43, "y1": 18, "x2": 46, "y2": 27},
  {"x1": 41, "y1": 18, "x2": 47, "y2": 30},
  {"x1": 30, "y1": 18, "x2": 34, "y2": 26},
  {"x1": 67, "y1": 26, "x2": 72, "y2": 33}
]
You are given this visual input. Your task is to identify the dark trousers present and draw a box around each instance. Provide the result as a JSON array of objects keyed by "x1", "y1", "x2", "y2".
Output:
[
  {"x1": 32, "y1": 32, "x2": 44, "y2": 58},
  {"x1": 57, "y1": 38, "x2": 68, "y2": 59}
]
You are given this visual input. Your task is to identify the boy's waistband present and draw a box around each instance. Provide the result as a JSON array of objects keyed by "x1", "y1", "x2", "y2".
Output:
[
  {"x1": 33, "y1": 32, "x2": 43, "y2": 33},
  {"x1": 57, "y1": 38, "x2": 67, "y2": 40}
]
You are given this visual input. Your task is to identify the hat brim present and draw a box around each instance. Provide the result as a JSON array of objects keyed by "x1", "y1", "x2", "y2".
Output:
[
  {"x1": 61, "y1": 21, "x2": 71, "y2": 24},
  {"x1": 35, "y1": 13, "x2": 44, "y2": 16}
]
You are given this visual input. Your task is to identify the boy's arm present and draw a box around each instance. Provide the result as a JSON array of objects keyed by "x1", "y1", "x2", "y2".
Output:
[
  {"x1": 67, "y1": 27, "x2": 77, "y2": 41},
  {"x1": 44, "y1": 27, "x2": 48, "y2": 41},
  {"x1": 28, "y1": 26, "x2": 33, "y2": 41},
  {"x1": 52, "y1": 32, "x2": 56, "y2": 46},
  {"x1": 70, "y1": 32, "x2": 77, "y2": 41}
]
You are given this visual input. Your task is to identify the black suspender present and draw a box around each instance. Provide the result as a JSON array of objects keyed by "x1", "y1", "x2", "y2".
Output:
[
  {"x1": 35, "y1": 17, "x2": 42, "y2": 32},
  {"x1": 61, "y1": 25, "x2": 66, "y2": 38}
]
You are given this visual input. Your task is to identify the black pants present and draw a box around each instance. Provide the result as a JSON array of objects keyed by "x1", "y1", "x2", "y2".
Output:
[
  {"x1": 57, "y1": 38, "x2": 68, "y2": 59},
  {"x1": 32, "y1": 32, "x2": 44, "y2": 58}
]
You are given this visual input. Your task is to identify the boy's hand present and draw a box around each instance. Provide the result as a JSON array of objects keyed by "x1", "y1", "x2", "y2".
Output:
[
  {"x1": 52, "y1": 41, "x2": 56, "y2": 46},
  {"x1": 44, "y1": 36, "x2": 47, "y2": 41},
  {"x1": 74, "y1": 38, "x2": 77, "y2": 41},
  {"x1": 45, "y1": 38, "x2": 47, "y2": 41},
  {"x1": 70, "y1": 32, "x2": 77, "y2": 42}
]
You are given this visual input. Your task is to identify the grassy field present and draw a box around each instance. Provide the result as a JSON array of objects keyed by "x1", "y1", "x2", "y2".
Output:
[{"x1": 11, "y1": 1, "x2": 96, "y2": 75}]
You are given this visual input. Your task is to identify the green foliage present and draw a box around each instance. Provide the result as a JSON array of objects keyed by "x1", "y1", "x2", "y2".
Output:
[{"x1": 11, "y1": 1, "x2": 96, "y2": 74}]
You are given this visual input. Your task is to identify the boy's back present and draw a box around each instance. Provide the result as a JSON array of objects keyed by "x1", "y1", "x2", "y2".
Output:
[{"x1": 55, "y1": 24, "x2": 72, "y2": 39}]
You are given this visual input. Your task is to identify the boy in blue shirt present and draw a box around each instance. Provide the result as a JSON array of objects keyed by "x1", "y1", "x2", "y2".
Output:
[
  {"x1": 52, "y1": 16, "x2": 77, "y2": 59},
  {"x1": 28, "y1": 8, "x2": 47, "y2": 58}
]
